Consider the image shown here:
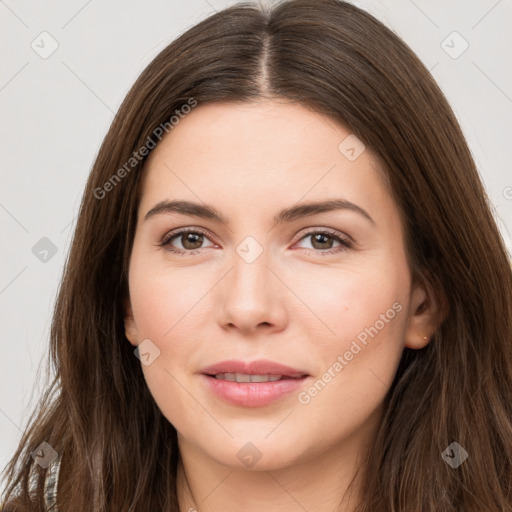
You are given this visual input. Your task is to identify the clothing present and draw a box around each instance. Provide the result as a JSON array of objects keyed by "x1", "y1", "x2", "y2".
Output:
[{"x1": 43, "y1": 454, "x2": 61, "y2": 510}]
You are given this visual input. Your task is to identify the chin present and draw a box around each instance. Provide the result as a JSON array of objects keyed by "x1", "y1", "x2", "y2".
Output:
[{"x1": 200, "y1": 435, "x2": 313, "y2": 472}]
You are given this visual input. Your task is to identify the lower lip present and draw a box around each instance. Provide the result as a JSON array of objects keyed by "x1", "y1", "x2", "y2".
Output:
[{"x1": 201, "y1": 374, "x2": 309, "y2": 407}]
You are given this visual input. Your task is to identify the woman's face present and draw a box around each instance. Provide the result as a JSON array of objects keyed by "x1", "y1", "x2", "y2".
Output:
[{"x1": 125, "y1": 99, "x2": 433, "y2": 471}]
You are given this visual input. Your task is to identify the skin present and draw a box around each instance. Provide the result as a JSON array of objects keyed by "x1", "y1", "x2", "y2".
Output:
[{"x1": 124, "y1": 99, "x2": 437, "y2": 512}]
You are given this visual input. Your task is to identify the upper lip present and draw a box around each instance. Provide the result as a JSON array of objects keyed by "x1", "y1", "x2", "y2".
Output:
[{"x1": 200, "y1": 359, "x2": 309, "y2": 377}]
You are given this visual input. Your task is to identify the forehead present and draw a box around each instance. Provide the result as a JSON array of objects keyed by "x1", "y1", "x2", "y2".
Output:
[{"x1": 138, "y1": 100, "x2": 393, "y2": 225}]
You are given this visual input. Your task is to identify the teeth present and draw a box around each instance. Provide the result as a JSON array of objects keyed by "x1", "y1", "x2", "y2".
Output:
[{"x1": 214, "y1": 373, "x2": 283, "y2": 382}]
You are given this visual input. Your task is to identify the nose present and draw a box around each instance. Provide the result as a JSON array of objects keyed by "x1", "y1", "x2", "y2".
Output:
[{"x1": 216, "y1": 249, "x2": 288, "y2": 336}]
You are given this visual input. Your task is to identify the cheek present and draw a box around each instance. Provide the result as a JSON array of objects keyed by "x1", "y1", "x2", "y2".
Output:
[
  {"x1": 128, "y1": 277, "x2": 200, "y2": 435},
  {"x1": 128, "y1": 254, "x2": 215, "y2": 429},
  {"x1": 129, "y1": 248, "x2": 206, "y2": 341},
  {"x1": 290, "y1": 261, "x2": 407, "y2": 409},
  {"x1": 290, "y1": 255, "x2": 407, "y2": 346}
]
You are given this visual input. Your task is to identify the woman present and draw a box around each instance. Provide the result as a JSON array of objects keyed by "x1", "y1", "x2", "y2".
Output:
[{"x1": 2, "y1": 0, "x2": 511, "y2": 510}]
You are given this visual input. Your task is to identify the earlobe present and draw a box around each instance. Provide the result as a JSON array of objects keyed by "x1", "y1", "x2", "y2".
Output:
[
  {"x1": 125, "y1": 324, "x2": 138, "y2": 346},
  {"x1": 123, "y1": 296, "x2": 138, "y2": 346}
]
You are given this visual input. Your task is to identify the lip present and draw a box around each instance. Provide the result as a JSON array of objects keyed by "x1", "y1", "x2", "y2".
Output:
[
  {"x1": 200, "y1": 359, "x2": 309, "y2": 377},
  {"x1": 199, "y1": 359, "x2": 310, "y2": 408}
]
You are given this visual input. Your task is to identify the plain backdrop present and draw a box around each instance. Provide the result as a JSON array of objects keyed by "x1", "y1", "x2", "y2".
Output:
[{"x1": 1, "y1": 0, "x2": 511, "y2": 484}]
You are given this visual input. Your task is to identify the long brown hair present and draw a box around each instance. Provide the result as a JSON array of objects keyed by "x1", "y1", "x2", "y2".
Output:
[{"x1": 2, "y1": 1, "x2": 512, "y2": 510}]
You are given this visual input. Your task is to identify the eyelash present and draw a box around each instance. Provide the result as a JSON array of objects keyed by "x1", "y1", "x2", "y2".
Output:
[{"x1": 159, "y1": 227, "x2": 353, "y2": 256}]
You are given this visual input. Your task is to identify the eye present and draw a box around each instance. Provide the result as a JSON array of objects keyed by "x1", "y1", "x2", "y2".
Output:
[
  {"x1": 159, "y1": 227, "x2": 353, "y2": 256},
  {"x1": 293, "y1": 229, "x2": 353, "y2": 255},
  {"x1": 160, "y1": 228, "x2": 215, "y2": 255}
]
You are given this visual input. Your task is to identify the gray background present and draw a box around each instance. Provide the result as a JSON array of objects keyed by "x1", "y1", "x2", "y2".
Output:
[{"x1": 1, "y1": 0, "x2": 511, "y2": 482}]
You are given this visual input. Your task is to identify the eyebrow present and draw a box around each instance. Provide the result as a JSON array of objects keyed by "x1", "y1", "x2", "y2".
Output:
[{"x1": 144, "y1": 198, "x2": 375, "y2": 226}]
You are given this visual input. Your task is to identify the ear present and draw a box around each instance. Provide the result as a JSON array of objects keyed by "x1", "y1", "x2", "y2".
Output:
[
  {"x1": 123, "y1": 295, "x2": 138, "y2": 347},
  {"x1": 403, "y1": 276, "x2": 440, "y2": 349}
]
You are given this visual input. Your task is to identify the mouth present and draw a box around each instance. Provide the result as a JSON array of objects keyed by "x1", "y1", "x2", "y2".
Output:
[
  {"x1": 199, "y1": 360, "x2": 311, "y2": 407},
  {"x1": 205, "y1": 372, "x2": 308, "y2": 383},
  {"x1": 199, "y1": 359, "x2": 310, "y2": 379}
]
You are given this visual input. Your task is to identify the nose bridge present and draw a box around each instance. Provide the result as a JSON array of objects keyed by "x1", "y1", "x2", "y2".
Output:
[
  {"x1": 217, "y1": 233, "x2": 285, "y2": 330},
  {"x1": 229, "y1": 235, "x2": 272, "y2": 302}
]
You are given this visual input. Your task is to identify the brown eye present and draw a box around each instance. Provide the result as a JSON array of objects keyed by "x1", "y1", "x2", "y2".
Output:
[
  {"x1": 179, "y1": 232, "x2": 204, "y2": 250},
  {"x1": 294, "y1": 229, "x2": 352, "y2": 254},
  {"x1": 310, "y1": 233, "x2": 335, "y2": 250},
  {"x1": 160, "y1": 228, "x2": 215, "y2": 255}
]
